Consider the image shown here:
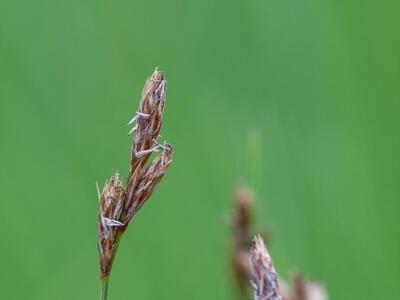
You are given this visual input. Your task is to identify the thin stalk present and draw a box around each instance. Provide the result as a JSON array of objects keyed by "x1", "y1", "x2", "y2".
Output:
[
  {"x1": 97, "y1": 69, "x2": 173, "y2": 300},
  {"x1": 100, "y1": 278, "x2": 109, "y2": 300},
  {"x1": 100, "y1": 231, "x2": 124, "y2": 300},
  {"x1": 247, "y1": 128, "x2": 261, "y2": 195}
]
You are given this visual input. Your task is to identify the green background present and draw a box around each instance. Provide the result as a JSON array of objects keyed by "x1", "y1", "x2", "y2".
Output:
[{"x1": 0, "y1": 0, "x2": 399, "y2": 299}]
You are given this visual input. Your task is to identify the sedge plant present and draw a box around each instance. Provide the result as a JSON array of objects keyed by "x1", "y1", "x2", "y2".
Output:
[{"x1": 97, "y1": 68, "x2": 173, "y2": 300}]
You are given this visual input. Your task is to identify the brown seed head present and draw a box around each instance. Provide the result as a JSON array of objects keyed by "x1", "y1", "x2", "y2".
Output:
[
  {"x1": 125, "y1": 68, "x2": 168, "y2": 218},
  {"x1": 124, "y1": 143, "x2": 173, "y2": 223},
  {"x1": 291, "y1": 273, "x2": 329, "y2": 300},
  {"x1": 97, "y1": 68, "x2": 173, "y2": 280},
  {"x1": 249, "y1": 235, "x2": 282, "y2": 300},
  {"x1": 231, "y1": 184, "x2": 253, "y2": 295},
  {"x1": 98, "y1": 173, "x2": 125, "y2": 278},
  {"x1": 291, "y1": 272, "x2": 307, "y2": 300},
  {"x1": 233, "y1": 185, "x2": 253, "y2": 247}
]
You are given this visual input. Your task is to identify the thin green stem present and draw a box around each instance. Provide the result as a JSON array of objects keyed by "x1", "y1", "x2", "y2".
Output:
[
  {"x1": 99, "y1": 231, "x2": 124, "y2": 300},
  {"x1": 101, "y1": 278, "x2": 109, "y2": 300}
]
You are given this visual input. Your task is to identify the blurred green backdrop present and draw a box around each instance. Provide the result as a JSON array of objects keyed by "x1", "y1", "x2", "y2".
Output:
[{"x1": 0, "y1": 0, "x2": 399, "y2": 299}]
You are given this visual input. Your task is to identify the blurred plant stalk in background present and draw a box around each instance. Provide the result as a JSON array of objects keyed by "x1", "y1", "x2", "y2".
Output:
[{"x1": 230, "y1": 178, "x2": 328, "y2": 300}]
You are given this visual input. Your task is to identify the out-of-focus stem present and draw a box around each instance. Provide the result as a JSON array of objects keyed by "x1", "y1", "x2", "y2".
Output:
[{"x1": 247, "y1": 128, "x2": 261, "y2": 197}]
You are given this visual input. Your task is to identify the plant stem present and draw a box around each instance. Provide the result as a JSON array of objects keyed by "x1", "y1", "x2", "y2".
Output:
[
  {"x1": 101, "y1": 278, "x2": 109, "y2": 300},
  {"x1": 247, "y1": 128, "x2": 261, "y2": 193},
  {"x1": 99, "y1": 232, "x2": 124, "y2": 300}
]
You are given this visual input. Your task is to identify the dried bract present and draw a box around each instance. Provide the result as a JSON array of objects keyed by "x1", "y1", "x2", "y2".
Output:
[{"x1": 249, "y1": 235, "x2": 282, "y2": 300}]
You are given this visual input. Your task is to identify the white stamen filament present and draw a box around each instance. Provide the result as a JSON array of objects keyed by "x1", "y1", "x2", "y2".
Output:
[
  {"x1": 103, "y1": 217, "x2": 124, "y2": 227},
  {"x1": 128, "y1": 124, "x2": 138, "y2": 135},
  {"x1": 136, "y1": 112, "x2": 150, "y2": 118},
  {"x1": 136, "y1": 181, "x2": 152, "y2": 196},
  {"x1": 135, "y1": 144, "x2": 162, "y2": 158},
  {"x1": 96, "y1": 182, "x2": 101, "y2": 202},
  {"x1": 127, "y1": 115, "x2": 137, "y2": 125}
]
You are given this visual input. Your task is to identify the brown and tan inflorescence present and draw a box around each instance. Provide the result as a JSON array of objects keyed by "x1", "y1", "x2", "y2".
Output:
[
  {"x1": 247, "y1": 236, "x2": 329, "y2": 300},
  {"x1": 249, "y1": 235, "x2": 282, "y2": 300},
  {"x1": 232, "y1": 184, "x2": 271, "y2": 297},
  {"x1": 282, "y1": 272, "x2": 329, "y2": 300},
  {"x1": 232, "y1": 185, "x2": 254, "y2": 295},
  {"x1": 230, "y1": 184, "x2": 329, "y2": 300},
  {"x1": 97, "y1": 68, "x2": 173, "y2": 280}
]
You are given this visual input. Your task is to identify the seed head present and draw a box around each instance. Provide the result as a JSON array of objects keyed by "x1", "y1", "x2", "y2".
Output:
[
  {"x1": 124, "y1": 143, "x2": 173, "y2": 222},
  {"x1": 233, "y1": 185, "x2": 253, "y2": 247},
  {"x1": 97, "y1": 68, "x2": 173, "y2": 280},
  {"x1": 291, "y1": 273, "x2": 329, "y2": 300},
  {"x1": 125, "y1": 68, "x2": 169, "y2": 221},
  {"x1": 249, "y1": 235, "x2": 282, "y2": 300},
  {"x1": 98, "y1": 173, "x2": 125, "y2": 278},
  {"x1": 232, "y1": 184, "x2": 253, "y2": 294}
]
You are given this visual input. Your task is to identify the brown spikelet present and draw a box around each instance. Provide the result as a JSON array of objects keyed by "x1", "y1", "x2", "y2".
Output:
[
  {"x1": 98, "y1": 173, "x2": 125, "y2": 278},
  {"x1": 124, "y1": 69, "x2": 167, "y2": 218},
  {"x1": 124, "y1": 143, "x2": 173, "y2": 222},
  {"x1": 291, "y1": 273, "x2": 329, "y2": 300},
  {"x1": 249, "y1": 235, "x2": 282, "y2": 300},
  {"x1": 97, "y1": 68, "x2": 173, "y2": 280},
  {"x1": 291, "y1": 272, "x2": 307, "y2": 300},
  {"x1": 232, "y1": 185, "x2": 254, "y2": 295},
  {"x1": 233, "y1": 185, "x2": 253, "y2": 248},
  {"x1": 231, "y1": 184, "x2": 271, "y2": 298}
]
